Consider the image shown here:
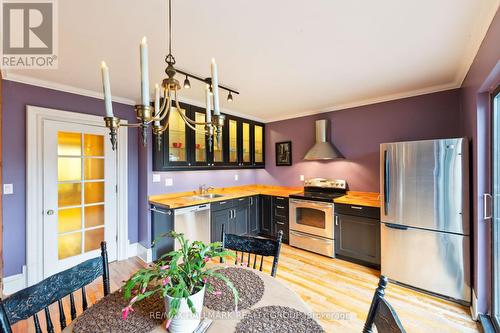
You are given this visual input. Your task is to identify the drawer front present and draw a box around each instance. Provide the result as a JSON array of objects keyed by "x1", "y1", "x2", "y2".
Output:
[
  {"x1": 273, "y1": 196, "x2": 289, "y2": 205},
  {"x1": 211, "y1": 199, "x2": 234, "y2": 212},
  {"x1": 235, "y1": 196, "x2": 251, "y2": 207},
  {"x1": 274, "y1": 220, "x2": 289, "y2": 244},
  {"x1": 289, "y1": 230, "x2": 334, "y2": 258},
  {"x1": 335, "y1": 203, "x2": 380, "y2": 219},
  {"x1": 273, "y1": 204, "x2": 289, "y2": 220}
]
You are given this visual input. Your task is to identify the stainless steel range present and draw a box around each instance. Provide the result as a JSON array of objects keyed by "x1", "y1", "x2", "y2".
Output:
[{"x1": 289, "y1": 178, "x2": 347, "y2": 257}]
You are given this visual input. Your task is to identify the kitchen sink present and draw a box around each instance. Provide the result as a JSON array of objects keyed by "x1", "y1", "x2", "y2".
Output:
[{"x1": 185, "y1": 193, "x2": 226, "y2": 200}]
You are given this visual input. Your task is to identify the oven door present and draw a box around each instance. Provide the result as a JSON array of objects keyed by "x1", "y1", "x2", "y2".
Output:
[{"x1": 289, "y1": 199, "x2": 334, "y2": 239}]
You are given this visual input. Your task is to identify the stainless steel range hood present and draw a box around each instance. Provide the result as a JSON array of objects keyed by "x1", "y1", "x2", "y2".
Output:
[{"x1": 304, "y1": 119, "x2": 344, "y2": 160}]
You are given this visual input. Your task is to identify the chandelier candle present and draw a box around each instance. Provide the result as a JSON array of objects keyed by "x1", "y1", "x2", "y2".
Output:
[
  {"x1": 205, "y1": 85, "x2": 212, "y2": 123},
  {"x1": 140, "y1": 37, "x2": 149, "y2": 106},
  {"x1": 211, "y1": 58, "x2": 220, "y2": 116},
  {"x1": 100, "y1": 61, "x2": 114, "y2": 118}
]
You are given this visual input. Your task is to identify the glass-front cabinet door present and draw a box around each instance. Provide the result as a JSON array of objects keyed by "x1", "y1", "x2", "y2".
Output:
[
  {"x1": 168, "y1": 107, "x2": 189, "y2": 165},
  {"x1": 193, "y1": 110, "x2": 208, "y2": 166},
  {"x1": 242, "y1": 122, "x2": 252, "y2": 166},
  {"x1": 228, "y1": 117, "x2": 239, "y2": 166},
  {"x1": 253, "y1": 124, "x2": 264, "y2": 166}
]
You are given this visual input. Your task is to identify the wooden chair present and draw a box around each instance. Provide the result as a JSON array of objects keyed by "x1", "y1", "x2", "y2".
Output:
[
  {"x1": 0, "y1": 242, "x2": 110, "y2": 333},
  {"x1": 220, "y1": 225, "x2": 283, "y2": 277},
  {"x1": 363, "y1": 275, "x2": 406, "y2": 333}
]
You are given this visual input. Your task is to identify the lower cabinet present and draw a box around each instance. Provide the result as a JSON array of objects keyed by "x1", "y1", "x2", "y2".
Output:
[
  {"x1": 334, "y1": 204, "x2": 381, "y2": 268},
  {"x1": 248, "y1": 196, "x2": 259, "y2": 235},
  {"x1": 210, "y1": 197, "x2": 252, "y2": 242},
  {"x1": 234, "y1": 205, "x2": 249, "y2": 235},
  {"x1": 260, "y1": 195, "x2": 273, "y2": 236},
  {"x1": 211, "y1": 209, "x2": 233, "y2": 242},
  {"x1": 151, "y1": 205, "x2": 175, "y2": 261}
]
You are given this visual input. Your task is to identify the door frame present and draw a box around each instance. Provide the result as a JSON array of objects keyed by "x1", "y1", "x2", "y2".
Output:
[
  {"x1": 491, "y1": 85, "x2": 500, "y2": 331},
  {"x1": 26, "y1": 105, "x2": 128, "y2": 286}
]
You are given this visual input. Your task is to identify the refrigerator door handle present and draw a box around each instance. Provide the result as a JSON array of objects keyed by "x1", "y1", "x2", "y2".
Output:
[
  {"x1": 384, "y1": 150, "x2": 390, "y2": 216},
  {"x1": 385, "y1": 223, "x2": 408, "y2": 230},
  {"x1": 484, "y1": 193, "x2": 493, "y2": 220}
]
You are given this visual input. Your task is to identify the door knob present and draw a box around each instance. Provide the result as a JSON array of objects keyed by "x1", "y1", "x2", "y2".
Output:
[{"x1": 47, "y1": 209, "x2": 55, "y2": 215}]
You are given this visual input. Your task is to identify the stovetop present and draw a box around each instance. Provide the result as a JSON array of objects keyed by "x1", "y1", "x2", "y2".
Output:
[{"x1": 289, "y1": 178, "x2": 347, "y2": 203}]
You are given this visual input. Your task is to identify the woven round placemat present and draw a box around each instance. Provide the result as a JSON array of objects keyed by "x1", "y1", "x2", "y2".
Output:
[
  {"x1": 204, "y1": 267, "x2": 264, "y2": 312},
  {"x1": 235, "y1": 305, "x2": 324, "y2": 333},
  {"x1": 73, "y1": 290, "x2": 165, "y2": 333}
]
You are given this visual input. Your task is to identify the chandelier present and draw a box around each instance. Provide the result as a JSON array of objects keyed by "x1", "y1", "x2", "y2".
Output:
[{"x1": 100, "y1": 0, "x2": 238, "y2": 151}]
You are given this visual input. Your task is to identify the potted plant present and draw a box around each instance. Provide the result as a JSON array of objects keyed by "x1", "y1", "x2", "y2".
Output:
[{"x1": 122, "y1": 231, "x2": 239, "y2": 333}]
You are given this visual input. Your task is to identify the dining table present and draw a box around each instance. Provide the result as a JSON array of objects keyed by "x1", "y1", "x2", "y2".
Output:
[{"x1": 62, "y1": 264, "x2": 324, "y2": 333}]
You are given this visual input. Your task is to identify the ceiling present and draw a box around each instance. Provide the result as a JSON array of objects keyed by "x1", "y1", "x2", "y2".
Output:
[{"x1": 4, "y1": 0, "x2": 499, "y2": 122}]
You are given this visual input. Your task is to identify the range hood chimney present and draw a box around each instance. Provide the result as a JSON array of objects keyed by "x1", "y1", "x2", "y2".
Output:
[{"x1": 303, "y1": 119, "x2": 344, "y2": 160}]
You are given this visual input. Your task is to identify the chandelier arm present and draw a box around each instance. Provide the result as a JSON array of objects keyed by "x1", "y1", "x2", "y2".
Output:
[{"x1": 155, "y1": 90, "x2": 172, "y2": 122}]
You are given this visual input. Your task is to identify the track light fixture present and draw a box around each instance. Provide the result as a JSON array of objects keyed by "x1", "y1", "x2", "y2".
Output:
[{"x1": 183, "y1": 75, "x2": 191, "y2": 89}]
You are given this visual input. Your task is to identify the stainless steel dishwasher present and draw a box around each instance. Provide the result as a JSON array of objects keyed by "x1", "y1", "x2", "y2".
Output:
[{"x1": 173, "y1": 204, "x2": 211, "y2": 250}]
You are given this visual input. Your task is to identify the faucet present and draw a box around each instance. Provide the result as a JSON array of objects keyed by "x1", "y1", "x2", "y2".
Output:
[{"x1": 199, "y1": 184, "x2": 215, "y2": 195}]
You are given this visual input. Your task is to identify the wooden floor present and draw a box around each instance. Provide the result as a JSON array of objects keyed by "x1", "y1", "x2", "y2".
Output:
[{"x1": 12, "y1": 244, "x2": 480, "y2": 333}]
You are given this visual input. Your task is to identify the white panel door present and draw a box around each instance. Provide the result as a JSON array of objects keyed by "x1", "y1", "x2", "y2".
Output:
[{"x1": 42, "y1": 120, "x2": 117, "y2": 278}]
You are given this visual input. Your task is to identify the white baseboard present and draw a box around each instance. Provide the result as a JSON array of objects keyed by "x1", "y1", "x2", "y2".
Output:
[
  {"x1": 471, "y1": 288, "x2": 479, "y2": 321},
  {"x1": 137, "y1": 243, "x2": 153, "y2": 264},
  {"x1": 127, "y1": 241, "x2": 138, "y2": 258},
  {"x1": 3, "y1": 266, "x2": 27, "y2": 295}
]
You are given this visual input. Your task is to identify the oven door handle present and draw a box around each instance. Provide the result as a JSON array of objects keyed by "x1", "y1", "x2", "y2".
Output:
[
  {"x1": 289, "y1": 199, "x2": 333, "y2": 209},
  {"x1": 290, "y1": 230, "x2": 333, "y2": 242}
]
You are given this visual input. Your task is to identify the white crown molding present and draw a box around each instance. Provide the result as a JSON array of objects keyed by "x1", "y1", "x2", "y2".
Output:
[
  {"x1": 265, "y1": 81, "x2": 461, "y2": 123},
  {"x1": 3, "y1": 72, "x2": 136, "y2": 105}
]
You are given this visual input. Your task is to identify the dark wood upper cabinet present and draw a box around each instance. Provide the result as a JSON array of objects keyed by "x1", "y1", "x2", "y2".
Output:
[{"x1": 153, "y1": 102, "x2": 265, "y2": 171}]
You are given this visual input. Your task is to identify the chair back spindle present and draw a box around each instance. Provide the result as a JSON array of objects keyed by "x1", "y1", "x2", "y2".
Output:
[{"x1": 44, "y1": 307, "x2": 54, "y2": 333}]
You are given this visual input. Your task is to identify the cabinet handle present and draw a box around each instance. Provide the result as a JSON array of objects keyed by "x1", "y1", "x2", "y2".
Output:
[
  {"x1": 219, "y1": 201, "x2": 227, "y2": 205},
  {"x1": 151, "y1": 207, "x2": 172, "y2": 215},
  {"x1": 276, "y1": 221, "x2": 285, "y2": 225},
  {"x1": 351, "y1": 206, "x2": 363, "y2": 210},
  {"x1": 276, "y1": 197, "x2": 284, "y2": 201},
  {"x1": 250, "y1": 197, "x2": 253, "y2": 205},
  {"x1": 335, "y1": 215, "x2": 339, "y2": 226},
  {"x1": 239, "y1": 198, "x2": 245, "y2": 201},
  {"x1": 276, "y1": 205, "x2": 285, "y2": 209}
]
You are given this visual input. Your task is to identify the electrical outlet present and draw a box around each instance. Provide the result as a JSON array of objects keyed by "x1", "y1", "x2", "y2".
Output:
[
  {"x1": 152, "y1": 174, "x2": 161, "y2": 183},
  {"x1": 300, "y1": 175, "x2": 305, "y2": 181},
  {"x1": 234, "y1": 174, "x2": 239, "y2": 181},
  {"x1": 165, "y1": 178, "x2": 173, "y2": 186},
  {"x1": 3, "y1": 184, "x2": 13, "y2": 195}
]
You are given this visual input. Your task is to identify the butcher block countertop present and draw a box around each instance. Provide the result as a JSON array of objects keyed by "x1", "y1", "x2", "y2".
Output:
[
  {"x1": 149, "y1": 184, "x2": 381, "y2": 209},
  {"x1": 333, "y1": 191, "x2": 381, "y2": 208},
  {"x1": 149, "y1": 185, "x2": 302, "y2": 209}
]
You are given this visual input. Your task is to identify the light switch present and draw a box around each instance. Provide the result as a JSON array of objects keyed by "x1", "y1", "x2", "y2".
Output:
[
  {"x1": 300, "y1": 175, "x2": 305, "y2": 181},
  {"x1": 3, "y1": 184, "x2": 13, "y2": 195},
  {"x1": 152, "y1": 174, "x2": 161, "y2": 183},
  {"x1": 165, "y1": 178, "x2": 173, "y2": 186},
  {"x1": 234, "y1": 174, "x2": 239, "y2": 181}
]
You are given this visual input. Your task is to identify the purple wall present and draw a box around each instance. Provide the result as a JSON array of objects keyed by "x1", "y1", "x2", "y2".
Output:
[
  {"x1": 258, "y1": 89, "x2": 463, "y2": 192},
  {"x1": 460, "y1": 9, "x2": 500, "y2": 314},
  {"x1": 2, "y1": 80, "x2": 139, "y2": 277}
]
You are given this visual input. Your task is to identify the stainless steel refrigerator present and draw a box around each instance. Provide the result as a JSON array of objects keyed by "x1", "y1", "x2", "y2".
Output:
[{"x1": 380, "y1": 138, "x2": 471, "y2": 303}]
